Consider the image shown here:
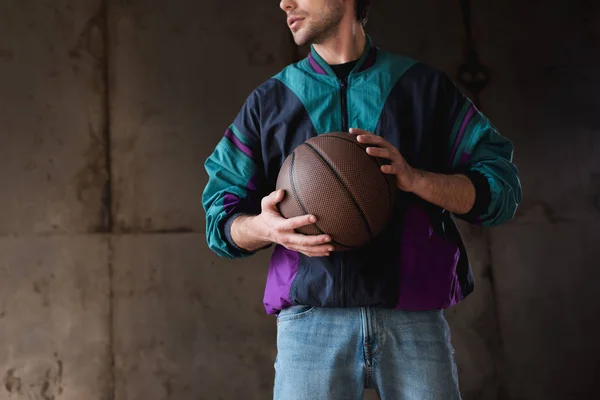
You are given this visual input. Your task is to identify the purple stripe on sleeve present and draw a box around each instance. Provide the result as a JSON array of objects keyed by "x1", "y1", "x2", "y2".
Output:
[
  {"x1": 244, "y1": 173, "x2": 262, "y2": 212},
  {"x1": 224, "y1": 129, "x2": 253, "y2": 160},
  {"x1": 223, "y1": 173, "x2": 261, "y2": 216},
  {"x1": 223, "y1": 193, "x2": 240, "y2": 215},
  {"x1": 308, "y1": 52, "x2": 327, "y2": 75},
  {"x1": 246, "y1": 173, "x2": 260, "y2": 192},
  {"x1": 263, "y1": 245, "x2": 300, "y2": 314},
  {"x1": 459, "y1": 151, "x2": 471, "y2": 165},
  {"x1": 450, "y1": 105, "x2": 476, "y2": 165}
]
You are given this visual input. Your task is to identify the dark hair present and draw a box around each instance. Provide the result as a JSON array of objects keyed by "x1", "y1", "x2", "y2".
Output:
[{"x1": 356, "y1": 0, "x2": 371, "y2": 26}]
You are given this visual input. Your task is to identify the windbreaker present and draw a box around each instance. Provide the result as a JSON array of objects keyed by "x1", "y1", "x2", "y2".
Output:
[{"x1": 202, "y1": 35, "x2": 522, "y2": 315}]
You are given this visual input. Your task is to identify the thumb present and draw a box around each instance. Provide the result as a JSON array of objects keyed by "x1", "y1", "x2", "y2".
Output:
[
  {"x1": 273, "y1": 188, "x2": 285, "y2": 202},
  {"x1": 262, "y1": 189, "x2": 284, "y2": 210}
]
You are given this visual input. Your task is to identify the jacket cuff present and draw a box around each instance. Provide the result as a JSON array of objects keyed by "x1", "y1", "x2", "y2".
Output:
[
  {"x1": 456, "y1": 169, "x2": 491, "y2": 221},
  {"x1": 223, "y1": 213, "x2": 272, "y2": 255},
  {"x1": 224, "y1": 213, "x2": 255, "y2": 255}
]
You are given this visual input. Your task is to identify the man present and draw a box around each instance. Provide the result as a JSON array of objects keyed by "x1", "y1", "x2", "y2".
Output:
[{"x1": 202, "y1": 0, "x2": 522, "y2": 398}]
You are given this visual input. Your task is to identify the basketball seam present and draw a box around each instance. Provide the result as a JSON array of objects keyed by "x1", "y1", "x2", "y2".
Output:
[
  {"x1": 304, "y1": 142, "x2": 373, "y2": 241},
  {"x1": 290, "y1": 151, "x2": 349, "y2": 249},
  {"x1": 321, "y1": 134, "x2": 394, "y2": 212}
]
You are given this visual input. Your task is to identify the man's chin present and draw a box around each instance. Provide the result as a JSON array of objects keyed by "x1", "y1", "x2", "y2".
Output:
[
  {"x1": 290, "y1": 29, "x2": 314, "y2": 46},
  {"x1": 292, "y1": 34, "x2": 309, "y2": 47}
]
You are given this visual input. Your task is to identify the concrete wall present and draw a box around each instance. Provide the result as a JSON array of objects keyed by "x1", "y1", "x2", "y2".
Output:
[
  {"x1": 0, "y1": 1, "x2": 111, "y2": 399},
  {"x1": 1, "y1": 0, "x2": 599, "y2": 399},
  {"x1": 477, "y1": 1, "x2": 600, "y2": 398}
]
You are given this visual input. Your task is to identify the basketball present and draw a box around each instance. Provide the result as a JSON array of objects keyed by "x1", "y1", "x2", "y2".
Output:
[{"x1": 275, "y1": 132, "x2": 397, "y2": 252}]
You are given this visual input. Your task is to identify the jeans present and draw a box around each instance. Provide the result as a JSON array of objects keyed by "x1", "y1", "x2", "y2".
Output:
[{"x1": 273, "y1": 305, "x2": 461, "y2": 400}]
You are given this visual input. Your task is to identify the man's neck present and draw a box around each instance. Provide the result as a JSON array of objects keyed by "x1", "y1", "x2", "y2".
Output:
[{"x1": 312, "y1": 20, "x2": 367, "y2": 65}]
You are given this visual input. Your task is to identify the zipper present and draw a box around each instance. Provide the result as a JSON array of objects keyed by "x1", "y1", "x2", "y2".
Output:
[
  {"x1": 340, "y1": 77, "x2": 348, "y2": 132},
  {"x1": 339, "y1": 76, "x2": 349, "y2": 306}
]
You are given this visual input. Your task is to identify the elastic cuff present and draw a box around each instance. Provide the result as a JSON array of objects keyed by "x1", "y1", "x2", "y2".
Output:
[
  {"x1": 223, "y1": 213, "x2": 272, "y2": 255},
  {"x1": 224, "y1": 213, "x2": 255, "y2": 254},
  {"x1": 456, "y1": 169, "x2": 491, "y2": 220}
]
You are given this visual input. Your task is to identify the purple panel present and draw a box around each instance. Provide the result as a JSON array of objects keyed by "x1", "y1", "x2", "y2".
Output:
[
  {"x1": 224, "y1": 129, "x2": 253, "y2": 160},
  {"x1": 396, "y1": 203, "x2": 463, "y2": 310},
  {"x1": 263, "y1": 245, "x2": 300, "y2": 314}
]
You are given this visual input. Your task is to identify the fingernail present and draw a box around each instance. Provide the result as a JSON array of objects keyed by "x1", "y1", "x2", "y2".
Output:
[
  {"x1": 309, "y1": 216, "x2": 316, "y2": 223},
  {"x1": 328, "y1": 247, "x2": 334, "y2": 252}
]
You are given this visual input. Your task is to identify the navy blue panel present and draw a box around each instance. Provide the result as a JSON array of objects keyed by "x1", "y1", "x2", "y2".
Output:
[
  {"x1": 375, "y1": 62, "x2": 467, "y2": 172},
  {"x1": 293, "y1": 203, "x2": 407, "y2": 308},
  {"x1": 253, "y1": 78, "x2": 347, "y2": 306},
  {"x1": 251, "y1": 78, "x2": 319, "y2": 190},
  {"x1": 225, "y1": 78, "x2": 320, "y2": 217},
  {"x1": 290, "y1": 255, "x2": 337, "y2": 307},
  {"x1": 375, "y1": 62, "x2": 474, "y2": 300},
  {"x1": 232, "y1": 86, "x2": 262, "y2": 151},
  {"x1": 341, "y1": 193, "x2": 409, "y2": 308}
]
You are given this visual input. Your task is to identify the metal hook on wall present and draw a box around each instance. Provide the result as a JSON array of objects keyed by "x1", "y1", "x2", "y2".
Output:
[{"x1": 458, "y1": 0, "x2": 490, "y2": 109}]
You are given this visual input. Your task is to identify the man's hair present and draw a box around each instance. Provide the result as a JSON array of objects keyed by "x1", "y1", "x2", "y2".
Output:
[{"x1": 356, "y1": 0, "x2": 371, "y2": 26}]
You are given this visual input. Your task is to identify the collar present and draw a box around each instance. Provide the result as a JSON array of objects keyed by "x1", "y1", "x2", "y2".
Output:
[{"x1": 307, "y1": 34, "x2": 378, "y2": 77}]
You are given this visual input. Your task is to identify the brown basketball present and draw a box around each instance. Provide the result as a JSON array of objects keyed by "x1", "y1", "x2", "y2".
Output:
[{"x1": 275, "y1": 132, "x2": 397, "y2": 252}]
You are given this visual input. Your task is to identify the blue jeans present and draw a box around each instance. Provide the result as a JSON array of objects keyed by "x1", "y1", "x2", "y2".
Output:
[{"x1": 273, "y1": 306, "x2": 461, "y2": 400}]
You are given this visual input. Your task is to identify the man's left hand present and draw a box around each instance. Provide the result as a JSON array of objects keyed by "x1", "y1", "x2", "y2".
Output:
[{"x1": 350, "y1": 128, "x2": 420, "y2": 192}]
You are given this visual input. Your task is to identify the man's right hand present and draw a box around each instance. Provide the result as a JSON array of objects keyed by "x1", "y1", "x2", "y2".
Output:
[{"x1": 230, "y1": 189, "x2": 334, "y2": 257}]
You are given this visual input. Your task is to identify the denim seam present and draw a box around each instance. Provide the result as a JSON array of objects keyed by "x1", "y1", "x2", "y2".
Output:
[
  {"x1": 372, "y1": 309, "x2": 387, "y2": 357},
  {"x1": 276, "y1": 307, "x2": 317, "y2": 323}
]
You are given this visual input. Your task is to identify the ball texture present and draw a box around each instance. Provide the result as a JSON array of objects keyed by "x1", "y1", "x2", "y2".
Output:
[{"x1": 275, "y1": 132, "x2": 397, "y2": 252}]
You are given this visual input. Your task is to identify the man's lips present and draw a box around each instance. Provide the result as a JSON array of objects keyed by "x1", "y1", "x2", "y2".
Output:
[{"x1": 288, "y1": 16, "x2": 304, "y2": 29}]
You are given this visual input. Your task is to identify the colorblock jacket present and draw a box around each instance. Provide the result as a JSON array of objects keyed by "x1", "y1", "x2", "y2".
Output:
[{"x1": 202, "y1": 36, "x2": 522, "y2": 315}]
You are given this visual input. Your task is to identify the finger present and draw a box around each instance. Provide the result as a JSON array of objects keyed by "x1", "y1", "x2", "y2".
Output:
[
  {"x1": 357, "y1": 135, "x2": 393, "y2": 150},
  {"x1": 282, "y1": 233, "x2": 333, "y2": 247},
  {"x1": 295, "y1": 244, "x2": 334, "y2": 253},
  {"x1": 366, "y1": 146, "x2": 394, "y2": 159},
  {"x1": 302, "y1": 251, "x2": 331, "y2": 258},
  {"x1": 280, "y1": 214, "x2": 318, "y2": 230},
  {"x1": 355, "y1": 133, "x2": 382, "y2": 144},
  {"x1": 349, "y1": 128, "x2": 373, "y2": 135},
  {"x1": 301, "y1": 244, "x2": 335, "y2": 253},
  {"x1": 381, "y1": 164, "x2": 397, "y2": 174}
]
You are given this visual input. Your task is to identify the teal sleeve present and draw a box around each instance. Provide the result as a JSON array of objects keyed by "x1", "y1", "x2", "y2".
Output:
[
  {"x1": 202, "y1": 77, "x2": 275, "y2": 258},
  {"x1": 202, "y1": 123, "x2": 264, "y2": 258},
  {"x1": 446, "y1": 89, "x2": 523, "y2": 227}
]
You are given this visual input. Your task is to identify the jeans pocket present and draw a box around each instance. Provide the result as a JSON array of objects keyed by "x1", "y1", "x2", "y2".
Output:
[{"x1": 276, "y1": 304, "x2": 316, "y2": 323}]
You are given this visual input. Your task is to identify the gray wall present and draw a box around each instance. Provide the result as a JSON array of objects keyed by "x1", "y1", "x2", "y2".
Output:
[{"x1": 1, "y1": 0, "x2": 598, "y2": 399}]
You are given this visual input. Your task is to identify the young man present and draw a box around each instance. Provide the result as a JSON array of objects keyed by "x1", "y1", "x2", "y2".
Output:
[{"x1": 203, "y1": 0, "x2": 522, "y2": 398}]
